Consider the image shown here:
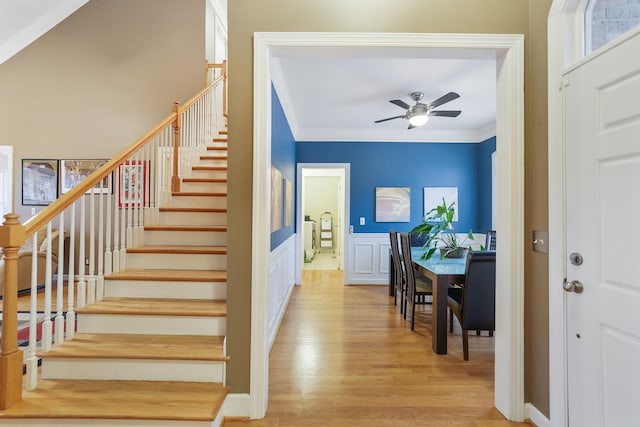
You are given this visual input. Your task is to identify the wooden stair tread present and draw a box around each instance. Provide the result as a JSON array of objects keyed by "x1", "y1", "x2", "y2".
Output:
[
  {"x1": 183, "y1": 177, "x2": 227, "y2": 183},
  {"x1": 144, "y1": 225, "x2": 227, "y2": 232},
  {"x1": 200, "y1": 155, "x2": 227, "y2": 160},
  {"x1": 40, "y1": 334, "x2": 229, "y2": 361},
  {"x1": 105, "y1": 269, "x2": 226, "y2": 282},
  {"x1": 127, "y1": 245, "x2": 227, "y2": 254},
  {"x1": 159, "y1": 207, "x2": 226, "y2": 213},
  {"x1": 192, "y1": 165, "x2": 227, "y2": 171},
  {"x1": 218, "y1": 130, "x2": 228, "y2": 135},
  {"x1": 213, "y1": 137, "x2": 227, "y2": 142},
  {"x1": 172, "y1": 191, "x2": 227, "y2": 197},
  {"x1": 207, "y1": 145, "x2": 227, "y2": 151},
  {"x1": 0, "y1": 379, "x2": 227, "y2": 421},
  {"x1": 75, "y1": 297, "x2": 226, "y2": 317}
]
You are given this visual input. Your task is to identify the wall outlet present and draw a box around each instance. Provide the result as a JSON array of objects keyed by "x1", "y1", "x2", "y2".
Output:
[{"x1": 359, "y1": 217, "x2": 365, "y2": 225}]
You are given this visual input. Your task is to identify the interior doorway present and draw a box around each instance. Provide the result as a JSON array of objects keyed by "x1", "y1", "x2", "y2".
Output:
[
  {"x1": 0, "y1": 146, "x2": 13, "y2": 219},
  {"x1": 253, "y1": 32, "x2": 524, "y2": 420},
  {"x1": 300, "y1": 167, "x2": 346, "y2": 272},
  {"x1": 296, "y1": 163, "x2": 349, "y2": 283}
]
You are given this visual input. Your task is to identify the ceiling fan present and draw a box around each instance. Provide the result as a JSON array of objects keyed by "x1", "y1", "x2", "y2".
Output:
[{"x1": 374, "y1": 91, "x2": 462, "y2": 129}]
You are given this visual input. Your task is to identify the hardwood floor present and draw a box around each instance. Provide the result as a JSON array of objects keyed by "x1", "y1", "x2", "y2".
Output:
[{"x1": 225, "y1": 270, "x2": 530, "y2": 427}]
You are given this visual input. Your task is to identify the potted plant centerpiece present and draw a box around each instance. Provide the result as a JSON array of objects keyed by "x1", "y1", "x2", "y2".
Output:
[{"x1": 410, "y1": 198, "x2": 477, "y2": 260}]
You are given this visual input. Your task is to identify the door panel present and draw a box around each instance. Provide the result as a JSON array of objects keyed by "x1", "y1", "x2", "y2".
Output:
[{"x1": 565, "y1": 28, "x2": 640, "y2": 427}]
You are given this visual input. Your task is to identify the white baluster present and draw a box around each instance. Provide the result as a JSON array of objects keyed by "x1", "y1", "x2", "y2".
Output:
[
  {"x1": 66, "y1": 203, "x2": 76, "y2": 341},
  {"x1": 105, "y1": 173, "x2": 113, "y2": 276},
  {"x1": 97, "y1": 180, "x2": 104, "y2": 301},
  {"x1": 87, "y1": 191, "x2": 96, "y2": 304},
  {"x1": 113, "y1": 170, "x2": 120, "y2": 273},
  {"x1": 25, "y1": 233, "x2": 39, "y2": 389},
  {"x1": 120, "y1": 164, "x2": 127, "y2": 269},
  {"x1": 41, "y1": 222, "x2": 53, "y2": 353},
  {"x1": 126, "y1": 158, "x2": 134, "y2": 248},
  {"x1": 54, "y1": 212, "x2": 65, "y2": 347},
  {"x1": 77, "y1": 197, "x2": 87, "y2": 308}
]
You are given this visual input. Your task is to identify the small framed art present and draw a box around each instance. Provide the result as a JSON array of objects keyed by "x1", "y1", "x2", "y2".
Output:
[{"x1": 22, "y1": 159, "x2": 58, "y2": 206}]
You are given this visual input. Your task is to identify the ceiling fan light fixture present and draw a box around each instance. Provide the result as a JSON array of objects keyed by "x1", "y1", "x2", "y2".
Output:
[{"x1": 407, "y1": 107, "x2": 430, "y2": 127}]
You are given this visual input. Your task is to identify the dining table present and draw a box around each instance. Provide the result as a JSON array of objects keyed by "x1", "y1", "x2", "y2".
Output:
[{"x1": 411, "y1": 247, "x2": 466, "y2": 354}]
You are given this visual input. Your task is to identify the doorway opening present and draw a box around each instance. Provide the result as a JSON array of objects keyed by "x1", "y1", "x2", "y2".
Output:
[
  {"x1": 253, "y1": 32, "x2": 524, "y2": 421},
  {"x1": 297, "y1": 165, "x2": 347, "y2": 274},
  {"x1": 0, "y1": 146, "x2": 13, "y2": 219}
]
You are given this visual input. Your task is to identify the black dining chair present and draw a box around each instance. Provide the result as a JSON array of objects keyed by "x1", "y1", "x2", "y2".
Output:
[
  {"x1": 399, "y1": 232, "x2": 433, "y2": 330},
  {"x1": 447, "y1": 250, "x2": 496, "y2": 360},
  {"x1": 485, "y1": 230, "x2": 496, "y2": 250},
  {"x1": 389, "y1": 230, "x2": 404, "y2": 310}
]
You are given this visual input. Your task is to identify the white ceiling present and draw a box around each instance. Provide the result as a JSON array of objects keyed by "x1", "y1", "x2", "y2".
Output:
[{"x1": 271, "y1": 46, "x2": 497, "y2": 143}]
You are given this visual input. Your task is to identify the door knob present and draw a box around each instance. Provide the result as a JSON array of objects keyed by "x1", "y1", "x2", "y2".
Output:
[{"x1": 563, "y1": 278, "x2": 584, "y2": 294}]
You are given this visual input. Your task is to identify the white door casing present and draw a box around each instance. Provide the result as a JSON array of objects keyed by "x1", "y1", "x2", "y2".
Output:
[
  {"x1": 564, "y1": 27, "x2": 640, "y2": 427},
  {"x1": 253, "y1": 32, "x2": 524, "y2": 420}
]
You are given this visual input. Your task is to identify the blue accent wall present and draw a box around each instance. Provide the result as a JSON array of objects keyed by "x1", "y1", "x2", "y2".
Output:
[
  {"x1": 270, "y1": 85, "x2": 296, "y2": 250},
  {"x1": 477, "y1": 136, "x2": 496, "y2": 233},
  {"x1": 296, "y1": 141, "x2": 482, "y2": 234},
  {"x1": 271, "y1": 85, "x2": 495, "y2": 247}
]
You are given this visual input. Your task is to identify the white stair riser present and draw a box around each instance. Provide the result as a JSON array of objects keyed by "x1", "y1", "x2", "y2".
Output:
[
  {"x1": 168, "y1": 195, "x2": 226, "y2": 209},
  {"x1": 190, "y1": 169, "x2": 227, "y2": 180},
  {"x1": 41, "y1": 359, "x2": 225, "y2": 383},
  {"x1": 181, "y1": 181, "x2": 227, "y2": 193},
  {"x1": 77, "y1": 314, "x2": 226, "y2": 336},
  {"x1": 144, "y1": 230, "x2": 227, "y2": 246},
  {"x1": 126, "y1": 252, "x2": 226, "y2": 270},
  {"x1": 198, "y1": 158, "x2": 227, "y2": 168},
  {"x1": 105, "y1": 280, "x2": 226, "y2": 299},
  {"x1": 158, "y1": 211, "x2": 227, "y2": 226}
]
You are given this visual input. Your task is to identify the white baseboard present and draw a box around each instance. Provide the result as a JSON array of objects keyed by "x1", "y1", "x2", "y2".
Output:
[
  {"x1": 525, "y1": 403, "x2": 550, "y2": 427},
  {"x1": 222, "y1": 393, "x2": 251, "y2": 418}
]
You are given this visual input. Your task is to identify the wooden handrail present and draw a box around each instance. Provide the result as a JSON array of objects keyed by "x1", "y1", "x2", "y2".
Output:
[{"x1": 23, "y1": 71, "x2": 225, "y2": 236}]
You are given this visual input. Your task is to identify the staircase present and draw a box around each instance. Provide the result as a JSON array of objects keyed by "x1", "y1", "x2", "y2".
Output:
[{"x1": 0, "y1": 133, "x2": 231, "y2": 426}]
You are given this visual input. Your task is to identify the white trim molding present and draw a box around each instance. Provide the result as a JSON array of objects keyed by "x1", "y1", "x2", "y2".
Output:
[
  {"x1": 253, "y1": 31, "x2": 525, "y2": 421},
  {"x1": 548, "y1": 2, "x2": 585, "y2": 426},
  {"x1": 526, "y1": 402, "x2": 552, "y2": 427},
  {"x1": 346, "y1": 233, "x2": 390, "y2": 285}
]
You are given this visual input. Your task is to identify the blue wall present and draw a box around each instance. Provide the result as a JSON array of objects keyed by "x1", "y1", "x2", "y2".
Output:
[
  {"x1": 271, "y1": 85, "x2": 495, "y2": 248},
  {"x1": 477, "y1": 137, "x2": 496, "y2": 233},
  {"x1": 296, "y1": 141, "x2": 482, "y2": 234},
  {"x1": 270, "y1": 85, "x2": 296, "y2": 250}
]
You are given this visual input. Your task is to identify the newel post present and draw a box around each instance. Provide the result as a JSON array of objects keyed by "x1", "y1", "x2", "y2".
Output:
[
  {"x1": 0, "y1": 213, "x2": 26, "y2": 409},
  {"x1": 171, "y1": 101, "x2": 182, "y2": 193}
]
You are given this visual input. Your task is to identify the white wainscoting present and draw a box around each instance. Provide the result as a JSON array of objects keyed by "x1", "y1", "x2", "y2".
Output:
[
  {"x1": 268, "y1": 234, "x2": 297, "y2": 350},
  {"x1": 344, "y1": 232, "x2": 488, "y2": 285},
  {"x1": 345, "y1": 233, "x2": 390, "y2": 285}
]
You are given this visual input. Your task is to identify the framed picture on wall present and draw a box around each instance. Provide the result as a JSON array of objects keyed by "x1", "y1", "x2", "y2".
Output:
[
  {"x1": 375, "y1": 187, "x2": 410, "y2": 222},
  {"x1": 424, "y1": 187, "x2": 458, "y2": 221},
  {"x1": 270, "y1": 166, "x2": 282, "y2": 232},
  {"x1": 22, "y1": 159, "x2": 58, "y2": 206},
  {"x1": 118, "y1": 160, "x2": 147, "y2": 207},
  {"x1": 60, "y1": 159, "x2": 111, "y2": 194},
  {"x1": 284, "y1": 178, "x2": 293, "y2": 227}
]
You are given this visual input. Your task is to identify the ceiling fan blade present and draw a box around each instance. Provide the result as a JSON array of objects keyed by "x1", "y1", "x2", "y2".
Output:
[
  {"x1": 374, "y1": 115, "x2": 405, "y2": 123},
  {"x1": 427, "y1": 92, "x2": 460, "y2": 109},
  {"x1": 430, "y1": 110, "x2": 462, "y2": 117},
  {"x1": 389, "y1": 99, "x2": 411, "y2": 110},
  {"x1": 408, "y1": 123, "x2": 416, "y2": 130}
]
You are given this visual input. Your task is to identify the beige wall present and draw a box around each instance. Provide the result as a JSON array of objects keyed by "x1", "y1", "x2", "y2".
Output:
[
  {"x1": 0, "y1": 0, "x2": 205, "y2": 221},
  {"x1": 228, "y1": 0, "x2": 552, "y2": 417}
]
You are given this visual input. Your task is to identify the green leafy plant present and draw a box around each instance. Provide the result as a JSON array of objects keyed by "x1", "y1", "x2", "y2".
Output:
[{"x1": 410, "y1": 198, "x2": 478, "y2": 260}]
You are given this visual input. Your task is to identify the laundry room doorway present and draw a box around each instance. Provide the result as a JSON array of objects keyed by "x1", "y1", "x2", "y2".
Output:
[{"x1": 296, "y1": 164, "x2": 349, "y2": 280}]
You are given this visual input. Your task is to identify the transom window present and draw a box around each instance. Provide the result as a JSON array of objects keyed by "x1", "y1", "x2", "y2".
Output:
[{"x1": 585, "y1": 0, "x2": 640, "y2": 53}]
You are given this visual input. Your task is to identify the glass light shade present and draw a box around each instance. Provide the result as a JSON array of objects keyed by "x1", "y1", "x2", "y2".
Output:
[{"x1": 408, "y1": 113, "x2": 429, "y2": 127}]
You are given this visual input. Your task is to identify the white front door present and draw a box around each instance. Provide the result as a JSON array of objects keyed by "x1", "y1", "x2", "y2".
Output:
[{"x1": 565, "y1": 28, "x2": 640, "y2": 427}]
